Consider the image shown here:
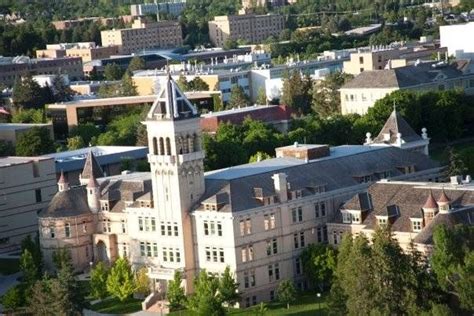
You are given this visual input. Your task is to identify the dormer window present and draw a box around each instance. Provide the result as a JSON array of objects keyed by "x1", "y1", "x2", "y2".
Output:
[
  {"x1": 101, "y1": 201, "x2": 109, "y2": 212},
  {"x1": 378, "y1": 217, "x2": 388, "y2": 226},
  {"x1": 342, "y1": 211, "x2": 352, "y2": 224},
  {"x1": 412, "y1": 220, "x2": 422, "y2": 232}
]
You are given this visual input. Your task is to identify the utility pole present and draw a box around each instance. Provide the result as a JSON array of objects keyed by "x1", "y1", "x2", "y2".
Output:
[{"x1": 155, "y1": 0, "x2": 160, "y2": 21}]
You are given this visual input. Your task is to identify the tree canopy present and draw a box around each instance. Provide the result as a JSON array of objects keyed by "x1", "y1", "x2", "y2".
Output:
[{"x1": 15, "y1": 126, "x2": 55, "y2": 156}]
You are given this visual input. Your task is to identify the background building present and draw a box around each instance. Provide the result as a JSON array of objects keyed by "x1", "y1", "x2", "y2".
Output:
[
  {"x1": 130, "y1": 1, "x2": 186, "y2": 18},
  {"x1": 42, "y1": 146, "x2": 149, "y2": 185},
  {"x1": 0, "y1": 56, "x2": 83, "y2": 87},
  {"x1": 440, "y1": 22, "x2": 474, "y2": 59},
  {"x1": 208, "y1": 14, "x2": 285, "y2": 47},
  {"x1": 101, "y1": 18, "x2": 183, "y2": 54},
  {"x1": 0, "y1": 123, "x2": 54, "y2": 145},
  {"x1": 36, "y1": 42, "x2": 119, "y2": 63},
  {"x1": 340, "y1": 60, "x2": 474, "y2": 115},
  {"x1": 0, "y1": 157, "x2": 56, "y2": 254}
]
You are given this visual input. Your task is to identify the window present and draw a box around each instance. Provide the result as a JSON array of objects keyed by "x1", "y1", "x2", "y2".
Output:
[
  {"x1": 35, "y1": 189, "x2": 42, "y2": 203},
  {"x1": 352, "y1": 213, "x2": 361, "y2": 224},
  {"x1": 264, "y1": 213, "x2": 276, "y2": 230},
  {"x1": 360, "y1": 68, "x2": 364, "y2": 73},
  {"x1": 359, "y1": 56, "x2": 364, "y2": 64},
  {"x1": 82, "y1": 221, "x2": 87, "y2": 233},
  {"x1": 291, "y1": 207, "x2": 303, "y2": 223},
  {"x1": 239, "y1": 218, "x2": 252, "y2": 236},
  {"x1": 139, "y1": 217, "x2": 144, "y2": 231},
  {"x1": 121, "y1": 220, "x2": 126, "y2": 233},
  {"x1": 412, "y1": 221, "x2": 422, "y2": 232},
  {"x1": 268, "y1": 263, "x2": 280, "y2": 282},
  {"x1": 65, "y1": 223, "x2": 71, "y2": 238},
  {"x1": 321, "y1": 202, "x2": 326, "y2": 217},
  {"x1": 204, "y1": 221, "x2": 222, "y2": 236},
  {"x1": 317, "y1": 227, "x2": 322, "y2": 242},
  {"x1": 267, "y1": 238, "x2": 278, "y2": 256},
  {"x1": 140, "y1": 242, "x2": 146, "y2": 256},
  {"x1": 244, "y1": 270, "x2": 256, "y2": 288},
  {"x1": 294, "y1": 232, "x2": 305, "y2": 249},
  {"x1": 205, "y1": 247, "x2": 224, "y2": 262},
  {"x1": 295, "y1": 257, "x2": 302, "y2": 275},
  {"x1": 333, "y1": 231, "x2": 338, "y2": 245},
  {"x1": 122, "y1": 243, "x2": 128, "y2": 257},
  {"x1": 102, "y1": 219, "x2": 111, "y2": 233},
  {"x1": 49, "y1": 226, "x2": 55, "y2": 238},
  {"x1": 270, "y1": 290, "x2": 275, "y2": 301},
  {"x1": 241, "y1": 247, "x2": 247, "y2": 263},
  {"x1": 241, "y1": 245, "x2": 254, "y2": 263},
  {"x1": 378, "y1": 218, "x2": 387, "y2": 225},
  {"x1": 161, "y1": 224, "x2": 166, "y2": 236},
  {"x1": 323, "y1": 225, "x2": 328, "y2": 242},
  {"x1": 342, "y1": 212, "x2": 352, "y2": 224}
]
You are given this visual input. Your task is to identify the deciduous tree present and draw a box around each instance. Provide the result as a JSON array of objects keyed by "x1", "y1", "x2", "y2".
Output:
[
  {"x1": 15, "y1": 126, "x2": 55, "y2": 156},
  {"x1": 277, "y1": 279, "x2": 296, "y2": 309},
  {"x1": 106, "y1": 257, "x2": 136, "y2": 302},
  {"x1": 90, "y1": 262, "x2": 109, "y2": 300},
  {"x1": 219, "y1": 266, "x2": 240, "y2": 308},
  {"x1": 167, "y1": 270, "x2": 186, "y2": 310}
]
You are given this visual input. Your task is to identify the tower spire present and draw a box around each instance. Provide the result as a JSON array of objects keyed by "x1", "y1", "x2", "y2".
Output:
[{"x1": 57, "y1": 170, "x2": 69, "y2": 192}]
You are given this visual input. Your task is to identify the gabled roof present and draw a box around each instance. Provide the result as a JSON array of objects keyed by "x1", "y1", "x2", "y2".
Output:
[
  {"x1": 196, "y1": 146, "x2": 440, "y2": 213},
  {"x1": 81, "y1": 151, "x2": 104, "y2": 181},
  {"x1": 147, "y1": 74, "x2": 198, "y2": 121},
  {"x1": 373, "y1": 110, "x2": 422, "y2": 144}
]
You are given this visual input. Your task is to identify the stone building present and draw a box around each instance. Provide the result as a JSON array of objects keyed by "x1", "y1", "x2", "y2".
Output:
[
  {"x1": 38, "y1": 75, "x2": 443, "y2": 306},
  {"x1": 327, "y1": 178, "x2": 474, "y2": 253}
]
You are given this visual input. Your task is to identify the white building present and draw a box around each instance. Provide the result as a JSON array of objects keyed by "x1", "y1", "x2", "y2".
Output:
[
  {"x1": 440, "y1": 22, "x2": 474, "y2": 59},
  {"x1": 39, "y1": 75, "x2": 443, "y2": 307}
]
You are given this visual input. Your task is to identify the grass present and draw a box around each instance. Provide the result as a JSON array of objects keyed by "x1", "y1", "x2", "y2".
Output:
[
  {"x1": 169, "y1": 292, "x2": 327, "y2": 316},
  {"x1": 89, "y1": 297, "x2": 142, "y2": 314},
  {"x1": 0, "y1": 258, "x2": 20, "y2": 275}
]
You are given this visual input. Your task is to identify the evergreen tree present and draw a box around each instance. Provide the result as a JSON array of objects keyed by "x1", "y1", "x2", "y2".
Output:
[
  {"x1": 56, "y1": 262, "x2": 84, "y2": 314},
  {"x1": 228, "y1": 85, "x2": 249, "y2": 109},
  {"x1": 256, "y1": 87, "x2": 267, "y2": 105},
  {"x1": 90, "y1": 262, "x2": 109, "y2": 300},
  {"x1": 52, "y1": 248, "x2": 73, "y2": 271},
  {"x1": 127, "y1": 56, "x2": 146, "y2": 73},
  {"x1": 280, "y1": 71, "x2": 312, "y2": 114},
  {"x1": 167, "y1": 270, "x2": 186, "y2": 310},
  {"x1": 21, "y1": 235, "x2": 43, "y2": 271},
  {"x1": 11, "y1": 109, "x2": 46, "y2": 123},
  {"x1": 51, "y1": 74, "x2": 74, "y2": 102},
  {"x1": 20, "y1": 249, "x2": 39, "y2": 285},
  {"x1": 120, "y1": 71, "x2": 138, "y2": 96},
  {"x1": 0, "y1": 140, "x2": 15, "y2": 157},
  {"x1": 219, "y1": 266, "x2": 241, "y2": 308},
  {"x1": 312, "y1": 72, "x2": 353, "y2": 117},
  {"x1": 446, "y1": 148, "x2": 467, "y2": 177},
  {"x1": 1, "y1": 285, "x2": 24, "y2": 312},
  {"x1": 277, "y1": 279, "x2": 296, "y2": 309},
  {"x1": 212, "y1": 94, "x2": 224, "y2": 112},
  {"x1": 106, "y1": 257, "x2": 136, "y2": 302},
  {"x1": 15, "y1": 127, "x2": 55, "y2": 156},
  {"x1": 12, "y1": 75, "x2": 47, "y2": 109},
  {"x1": 188, "y1": 77, "x2": 210, "y2": 91},
  {"x1": 28, "y1": 277, "x2": 58, "y2": 316},
  {"x1": 104, "y1": 63, "x2": 124, "y2": 81},
  {"x1": 177, "y1": 74, "x2": 189, "y2": 92}
]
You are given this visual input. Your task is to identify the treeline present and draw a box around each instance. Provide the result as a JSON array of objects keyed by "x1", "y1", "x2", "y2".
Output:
[
  {"x1": 203, "y1": 87, "x2": 474, "y2": 171},
  {"x1": 301, "y1": 224, "x2": 473, "y2": 315}
]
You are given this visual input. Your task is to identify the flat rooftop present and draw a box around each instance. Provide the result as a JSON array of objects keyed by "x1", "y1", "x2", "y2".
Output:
[
  {"x1": 0, "y1": 123, "x2": 51, "y2": 131},
  {"x1": 0, "y1": 156, "x2": 52, "y2": 168},
  {"x1": 205, "y1": 145, "x2": 381, "y2": 181},
  {"x1": 42, "y1": 146, "x2": 148, "y2": 172},
  {"x1": 201, "y1": 104, "x2": 280, "y2": 117}
]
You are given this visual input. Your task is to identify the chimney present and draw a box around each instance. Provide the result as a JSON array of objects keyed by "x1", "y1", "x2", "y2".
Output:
[{"x1": 272, "y1": 173, "x2": 288, "y2": 203}]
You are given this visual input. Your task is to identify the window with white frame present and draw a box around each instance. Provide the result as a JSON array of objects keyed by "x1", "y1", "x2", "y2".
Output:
[
  {"x1": 264, "y1": 213, "x2": 276, "y2": 230},
  {"x1": 65, "y1": 223, "x2": 71, "y2": 238},
  {"x1": 241, "y1": 244, "x2": 254, "y2": 263},
  {"x1": 342, "y1": 212, "x2": 352, "y2": 223},
  {"x1": 205, "y1": 247, "x2": 225, "y2": 263},
  {"x1": 239, "y1": 218, "x2": 252, "y2": 236},
  {"x1": 412, "y1": 220, "x2": 422, "y2": 232},
  {"x1": 266, "y1": 238, "x2": 278, "y2": 256},
  {"x1": 162, "y1": 247, "x2": 181, "y2": 263},
  {"x1": 291, "y1": 207, "x2": 303, "y2": 223},
  {"x1": 315, "y1": 202, "x2": 327, "y2": 217},
  {"x1": 140, "y1": 241, "x2": 158, "y2": 258},
  {"x1": 244, "y1": 270, "x2": 256, "y2": 288},
  {"x1": 204, "y1": 220, "x2": 223, "y2": 236},
  {"x1": 268, "y1": 263, "x2": 280, "y2": 282},
  {"x1": 102, "y1": 219, "x2": 111, "y2": 233}
]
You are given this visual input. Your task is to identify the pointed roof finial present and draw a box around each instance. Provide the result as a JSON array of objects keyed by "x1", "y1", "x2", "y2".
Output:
[
  {"x1": 438, "y1": 189, "x2": 451, "y2": 204},
  {"x1": 81, "y1": 150, "x2": 104, "y2": 184},
  {"x1": 423, "y1": 190, "x2": 437, "y2": 209},
  {"x1": 58, "y1": 170, "x2": 67, "y2": 184}
]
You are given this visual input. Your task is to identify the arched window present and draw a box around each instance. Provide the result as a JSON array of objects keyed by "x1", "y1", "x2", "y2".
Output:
[
  {"x1": 159, "y1": 138, "x2": 165, "y2": 155},
  {"x1": 65, "y1": 223, "x2": 71, "y2": 238},
  {"x1": 187, "y1": 135, "x2": 194, "y2": 153},
  {"x1": 193, "y1": 134, "x2": 199, "y2": 152},
  {"x1": 152, "y1": 137, "x2": 158, "y2": 155},
  {"x1": 165, "y1": 137, "x2": 171, "y2": 155}
]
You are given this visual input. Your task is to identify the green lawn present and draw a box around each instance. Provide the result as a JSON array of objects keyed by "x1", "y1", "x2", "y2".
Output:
[
  {"x1": 89, "y1": 297, "x2": 142, "y2": 314},
  {"x1": 0, "y1": 258, "x2": 20, "y2": 275},
  {"x1": 169, "y1": 292, "x2": 327, "y2": 316}
]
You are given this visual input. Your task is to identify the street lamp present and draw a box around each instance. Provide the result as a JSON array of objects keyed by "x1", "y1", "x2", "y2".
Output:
[{"x1": 317, "y1": 293, "x2": 321, "y2": 315}]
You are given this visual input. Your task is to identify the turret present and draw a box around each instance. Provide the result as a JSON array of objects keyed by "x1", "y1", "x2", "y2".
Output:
[
  {"x1": 57, "y1": 170, "x2": 69, "y2": 192},
  {"x1": 79, "y1": 150, "x2": 104, "y2": 186},
  {"x1": 86, "y1": 174, "x2": 100, "y2": 213},
  {"x1": 437, "y1": 189, "x2": 451, "y2": 213},
  {"x1": 422, "y1": 190, "x2": 438, "y2": 225}
]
